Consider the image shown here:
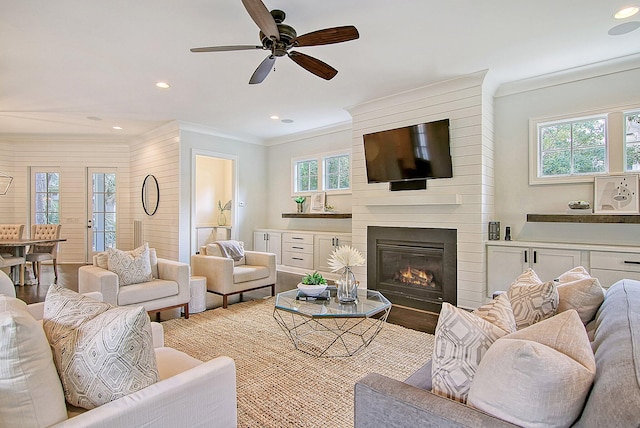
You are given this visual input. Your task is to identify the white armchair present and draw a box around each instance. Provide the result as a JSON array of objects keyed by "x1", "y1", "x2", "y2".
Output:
[
  {"x1": 191, "y1": 242, "x2": 276, "y2": 308},
  {"x1": 78, "y1": 247, "x2": 191, "y2": 318}
]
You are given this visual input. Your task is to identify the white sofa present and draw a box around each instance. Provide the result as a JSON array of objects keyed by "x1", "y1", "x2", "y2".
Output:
[
  {"x1": 78, "y1": 248, "x2": 191, "y2": 318},
  {"x1": 0, "y1": 277, "x2": 238, "y2": 428}
]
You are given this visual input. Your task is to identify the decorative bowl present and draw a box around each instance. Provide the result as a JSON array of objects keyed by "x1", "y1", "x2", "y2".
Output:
[
  {"x1": 568, "y1": 200, "x2": 591, "y2": 210},
  {"x1": 297, "y1": 283, "x2": 328, "y2": 296}
]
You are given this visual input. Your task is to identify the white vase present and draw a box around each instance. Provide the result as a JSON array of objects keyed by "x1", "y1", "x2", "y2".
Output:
[{"x1": 337, "y1": 266, "x2": 358, "y2": 303}]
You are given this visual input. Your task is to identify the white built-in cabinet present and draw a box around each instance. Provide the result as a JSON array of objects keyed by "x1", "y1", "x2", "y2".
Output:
[
  {"x1": 487, "y1": 241, "x2": 640, "y2": 297},
  {"x1": 314, "y1": 234, "x2": 352, "y2": 272},
  {"x1": 253, "y1": 230, "x2": 282, "y2": 265},
  {"x1": 253, "y1": 229, "x2": 351, "y2": 275}
]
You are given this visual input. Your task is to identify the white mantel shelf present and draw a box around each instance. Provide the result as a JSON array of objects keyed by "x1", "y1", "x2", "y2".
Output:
[{"x1": 362, "y1": 194, "x2": 462, "y2": 206}]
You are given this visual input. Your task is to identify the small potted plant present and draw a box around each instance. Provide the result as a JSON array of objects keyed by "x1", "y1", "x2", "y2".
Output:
[
  {"x1": 297, "y1": 271, "x2": 328, "y2": 296},
  {"x1": 294, "y1": 196, "x2": 306, "y2": 213}
]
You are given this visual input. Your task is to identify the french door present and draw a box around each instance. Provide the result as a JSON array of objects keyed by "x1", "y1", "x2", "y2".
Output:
[{"x1": 87, "y1": 168, "x2": 117, "y2": 261}]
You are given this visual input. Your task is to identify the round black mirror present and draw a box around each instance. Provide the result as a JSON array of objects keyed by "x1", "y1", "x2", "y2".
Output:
[{"x1": 142, "y1": 174, "x2": 159, "y2": 216}]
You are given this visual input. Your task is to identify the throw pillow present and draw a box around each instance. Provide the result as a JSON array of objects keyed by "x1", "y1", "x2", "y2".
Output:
[
  {"x1": 431, "y1": 302, "x2": 509, "y2": 403},
  {"x1": 0, "y1": 295, "x2": 68, "y2": 427},
  {"x1": 43, "y1": 285, "x2": 159, "y2": 410},
  {"x1": 106, "y1": 243, "x2": 153, "y2": 286},
  {"x1": 507, "y1": 271, "x2": 558, "y2": 329},
  {"x1": 472, "y1": 293, "x2": 516, "y2": 334},
  {"x1": 555, "y1": 267, "x2": 605, "y2": 324},
  {"x1": 467, "y1": 310, "x2": 596, "y2": 427}
]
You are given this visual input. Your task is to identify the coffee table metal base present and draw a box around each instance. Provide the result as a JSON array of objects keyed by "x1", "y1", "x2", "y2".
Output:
[{"x1": 273, "y1": 306, "x2": 391, "y2": 357}]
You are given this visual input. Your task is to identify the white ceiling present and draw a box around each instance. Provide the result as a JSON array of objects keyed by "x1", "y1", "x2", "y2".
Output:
[{"x1": 1, "y1": 0, "x2": 639, "y2": 143}]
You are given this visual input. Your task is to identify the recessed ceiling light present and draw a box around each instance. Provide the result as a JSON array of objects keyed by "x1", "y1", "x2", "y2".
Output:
[
  {"x1": 270, "y1": 115, "x2": 280, "y2": 120},
  {"x1": 155, "y1": 82, "x2": 171, "y2": 89},
  {"x1": 615, "y1": 6, "x2": 639, "y2": 19},
  {"x1": 112, "y1": 126, "x2": 123, "y2": 130},
  {"x1": 86, "y1": 116, "x2": 102, "y2": 121},
  {"x1": 281, "y1": 119, "x2": 294, "y2": 124}
]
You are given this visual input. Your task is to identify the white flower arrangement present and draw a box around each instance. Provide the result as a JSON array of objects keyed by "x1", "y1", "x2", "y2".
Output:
[{"x1": 327, "y1": 245, "x2": 365, "y2": 272}]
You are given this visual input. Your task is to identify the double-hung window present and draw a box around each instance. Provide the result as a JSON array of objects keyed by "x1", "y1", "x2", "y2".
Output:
[
  {"x1": 536, "y1": 116, "x2": 607, "y2": 180},
  {"x1": 293, "y1": 151, "x2": 351, "y2": 195},
  {"x1": 33, "y1": 171, "x2": 60, "y2": 224}
]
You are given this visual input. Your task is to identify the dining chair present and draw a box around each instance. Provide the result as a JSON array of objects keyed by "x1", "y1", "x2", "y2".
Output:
[
  {"x1": 26, "y1": 224, "x2": 62, "y2": 285},
  {"x1": 0, "y1": 224, "x2": 25, "y2": 283}
]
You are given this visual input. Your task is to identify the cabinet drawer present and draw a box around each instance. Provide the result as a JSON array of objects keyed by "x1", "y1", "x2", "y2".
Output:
[
  {"x1": 590, "y1": 251, "x2": 640, "y2": 273},
  {"x1": 590, "y1": 268, "x2": 640, "y2": 288},
  {"x1": 282, "y1": 251, "x2": 314, "y2": 269},
  {"x1": 283, "y1": 242, "x2": 313, "y2": 254},
  {"x1": 283, "y1": 232, "x2": 314, "y2": 245}
]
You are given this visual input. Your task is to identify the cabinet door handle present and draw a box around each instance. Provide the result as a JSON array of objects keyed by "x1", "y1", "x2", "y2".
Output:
[
  {"x1": 524, "y1": 250, "x2": 528, "y2": 263},
  {"x1": 624, "y1": 260, "x2": 640, "y2": 265},
  {"x1": 292, "y1": 257, "x2": 303, "y2": 261},
  {"x1": 533, "y1": 251, "x2": 537, "y2": 264},
  {"x1": 292, "y1": 246, "x2": 303, "y2": 250},
  {"x1": 335, "y1": 238, "x2": 339, "y2": 246},
  {"x1": 331, "y1": 238, "x2": 335, "y2": 246},
  {"x1": 292, "y1": 237, "x2": 303, "y2": 240}
]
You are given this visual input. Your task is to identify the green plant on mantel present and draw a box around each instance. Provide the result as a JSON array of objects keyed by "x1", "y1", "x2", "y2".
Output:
[
  {"x1": 294, "y1": 196, "x2": 306, "y2": 204},
  {"x1": 301, "y1": 271, "x2": 327, "y2": 285}
]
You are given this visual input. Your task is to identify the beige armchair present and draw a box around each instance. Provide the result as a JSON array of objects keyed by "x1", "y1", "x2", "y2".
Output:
[
  {"x1": 78, "y1": 247, "x2": 191, "y2": 318},
  {"x1": 26, "y1": 224, "x2": 62, "y2": 285},
  {"x1": 191, "y1": 242, "x2": 276, "y2": 308}
]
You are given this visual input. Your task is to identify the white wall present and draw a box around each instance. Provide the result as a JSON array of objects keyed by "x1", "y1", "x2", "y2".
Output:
[
  {"x1": 179, "y1": 127, "x2": 269, "y2": 261},
  {"x1": 195, "y1": 156, "x2": 233, "y2": 227},
  {"x1": 494, "y1": 60, "x2": 640, "y2": 246},
  {"x1": 130, "y1": 123, "x2": 181, "y2": 260},
  {"x1": 0, "y1": 136, "x2": 130, "y2": 263},
  {"x1": 349, "y1": 71, "x2": 494, "y2": 309},
  {"x1": 0, "y1": 140, "x2": 16, "y2": 223},
  {"x1": 264, "y1": 124, "x2": 353, "y2": 233}
]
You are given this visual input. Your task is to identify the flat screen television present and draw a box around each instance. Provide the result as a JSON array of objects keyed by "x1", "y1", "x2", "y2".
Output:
[{"x1": 363, "y1": 119, "x2": 452, "y2": 184}]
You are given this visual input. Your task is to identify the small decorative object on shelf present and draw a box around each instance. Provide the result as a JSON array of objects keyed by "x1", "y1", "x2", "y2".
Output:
[
  {"x1": 217, "y1": 199, "x2": 231, "y2": 226},
  {"x1": 568, "y1": 200, "x2": 591, "y2": 210},
  {"x1": 328, "y1": 245, "x2": 365, "y2": 303},
  {"x1": 294, "y1": 196, "x2": 306, "y2": 213}
]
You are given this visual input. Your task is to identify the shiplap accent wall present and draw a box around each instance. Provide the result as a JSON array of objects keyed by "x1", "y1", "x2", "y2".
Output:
[
  {"x1": 0, "y1": 136, "x2": 130, "y2": 264},
  {"x1": 0, "y1": 140, "x2": 16, "y2": 223},
  {"x1": 348, "y1": 71, "x2": 494, "y2": 309},
  {"x1": 129, "y1": 123, "x2": 181, "y2": 261}
]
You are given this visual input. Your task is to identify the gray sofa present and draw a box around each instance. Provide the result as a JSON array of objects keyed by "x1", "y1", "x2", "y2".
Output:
[{"x1": 354, "y1": 279, "x2": 640, "y2": 427}]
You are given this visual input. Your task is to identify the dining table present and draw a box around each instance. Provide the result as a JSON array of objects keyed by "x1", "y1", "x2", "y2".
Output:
[{"x1": 0, "y1": 237, "x2": 67, "y2": 285}]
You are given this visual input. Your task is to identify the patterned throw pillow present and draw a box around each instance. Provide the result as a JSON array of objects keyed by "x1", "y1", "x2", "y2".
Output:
[
  {"x1": 107, "y1": 243, "x2": 153, "y2": 286},
  {"x1": 472, "y1": 293, "x2": 517, "y2": 334},
  {"x1": 467, "y1": 310, "x2": 596, "y2": 427},
  {"x1": 508, "y1": 270, "x2": 558, "y2": 329},
  {"x1": 431, "y1": 302, "x2": 510, "y2": 403},
  {"x1": 43, "y1": 285, "x2": 159, "y2": 410}
]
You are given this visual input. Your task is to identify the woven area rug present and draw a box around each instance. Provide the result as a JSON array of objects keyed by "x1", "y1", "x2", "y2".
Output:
[{"x1": 162, "y1": 297, "x2": 435, "y2": 428}]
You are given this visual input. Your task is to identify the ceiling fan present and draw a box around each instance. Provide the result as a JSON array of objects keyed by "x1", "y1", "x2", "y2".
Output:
[{"x1": 190, "y1": 0, "x2": 359, "y2": 84}]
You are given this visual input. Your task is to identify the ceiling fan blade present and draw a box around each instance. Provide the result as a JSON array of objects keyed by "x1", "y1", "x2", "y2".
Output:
[
  {"x1": 288, "y1": 51, "x2": 337, "y2": 80},
  {"x1": 190, "y1": 45, "x2": 263, "y2": 53},
  {"x1": 241, "y1": 0, "x2": 279, "y2": 41},
  {"x1": 292, "y1": 26, "x2": 359, "y2": 47},
  {"x1": 249, "y1": 55, "x2": 276, "y2": 84}
]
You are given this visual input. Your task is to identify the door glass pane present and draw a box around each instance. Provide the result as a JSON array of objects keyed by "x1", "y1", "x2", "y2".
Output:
[{"x1": 92, "y1": 173, "x2": 116, "y2": 252}]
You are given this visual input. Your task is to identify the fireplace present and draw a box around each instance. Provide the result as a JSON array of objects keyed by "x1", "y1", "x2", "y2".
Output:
[{"x1": 367, "y1": 226, "x2": 457, "y2": 313}]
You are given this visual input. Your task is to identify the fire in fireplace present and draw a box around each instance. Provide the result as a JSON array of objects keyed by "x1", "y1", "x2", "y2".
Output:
[{"x1": 367, "y1": 226, "x2": 456, "y2": 313}]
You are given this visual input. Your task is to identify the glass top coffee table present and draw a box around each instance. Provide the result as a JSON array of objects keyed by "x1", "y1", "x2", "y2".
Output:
[{"x1": 273, "y1": 286, "x2": 391, "y2": 357}]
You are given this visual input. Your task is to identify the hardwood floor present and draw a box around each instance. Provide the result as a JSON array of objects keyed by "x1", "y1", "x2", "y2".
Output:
[{"x1": 13, "y1": 265, "x2": 437, "y2": 334}]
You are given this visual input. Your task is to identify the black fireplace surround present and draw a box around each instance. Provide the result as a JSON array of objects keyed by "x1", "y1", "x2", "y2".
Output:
[{"x1": 367, "y1": 226, "x2": 457, "y2": 313}]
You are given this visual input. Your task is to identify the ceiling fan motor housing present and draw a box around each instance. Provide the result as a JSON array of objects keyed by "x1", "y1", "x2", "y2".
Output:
[{"x1": 259, "y1": 9, "x2": 296, "y2": 56}]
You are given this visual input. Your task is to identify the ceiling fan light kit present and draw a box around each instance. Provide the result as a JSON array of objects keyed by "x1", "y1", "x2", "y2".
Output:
[{"x1": 190, "y1": 0, "x2": 359, "y2": 84}]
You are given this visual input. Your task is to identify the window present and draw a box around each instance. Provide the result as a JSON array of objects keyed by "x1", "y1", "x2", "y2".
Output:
[
  {"x1": 538, "y1": 116, "x2": 607, "y2": 178},
  {"x1": 92, "y1": 172, "x2": 117, "y2": 252},
  {"x1": 293, "y1": 151, "x2": 351, "y2": 194},
  {"x1": 324, "y1": 154, "x2": 350, "y2": 191},
  {"x1": 527, "y1": 107, "x2": 640, "y2": 184},
  {"x1": 295, "y1": 159, "x2": 318, "y2": 193},
  {"x1": 34, "y1": 172, "x2": 60, "y2": 224},
  {"x1": 625, "y1": 111, "x2": 640, "y2": 172}
]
